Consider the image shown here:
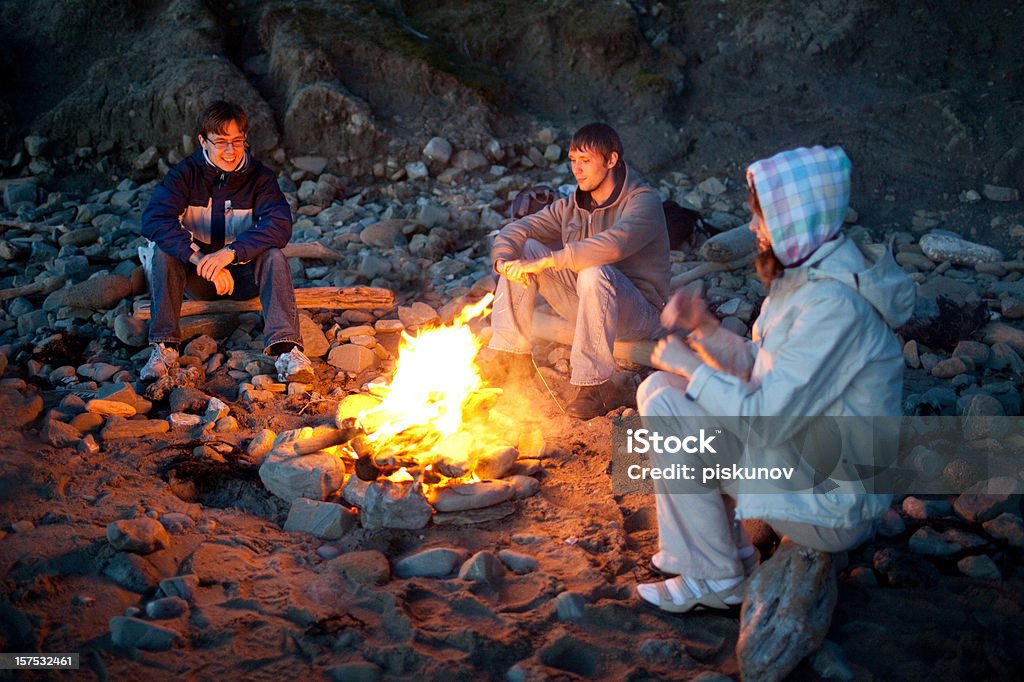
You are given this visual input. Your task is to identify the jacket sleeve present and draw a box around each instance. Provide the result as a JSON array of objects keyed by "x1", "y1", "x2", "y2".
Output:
[
  {"x1": 550, "y1": 189, "x2": 665, "y2": 272},
  {"x1": 228, "y1": 170, "x2": 293, "y2": 264},
  {"x1": 686, "y1": 285, "x2": 866, "y2": 431},
  {"x1": 141, "y1": 164, "x2": 196, "y2": 264},
  {"x1": 491, "y1": 200, "x2": 566, "y2": 264},
  {"x1": 689, "y1": 325, "x2": 757, "y2": 380}
]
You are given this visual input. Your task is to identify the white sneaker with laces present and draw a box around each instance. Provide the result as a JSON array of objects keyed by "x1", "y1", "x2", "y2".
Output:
[
  {"x1": 275, "y1": 348, "x2": 313, "y2": 383},
  {"x1": 140, "y1": 343, "x2": 179, "y2": 380}
]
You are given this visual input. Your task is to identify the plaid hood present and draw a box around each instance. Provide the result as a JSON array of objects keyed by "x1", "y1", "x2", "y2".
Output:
[{"x1": 747, "y1": 146, "x2": 851, "y2": 266}]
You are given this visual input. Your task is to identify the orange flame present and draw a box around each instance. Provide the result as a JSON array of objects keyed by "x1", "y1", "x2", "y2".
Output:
[{"x1": 351, "y1": 294, "x2": 494, "y2": 469}]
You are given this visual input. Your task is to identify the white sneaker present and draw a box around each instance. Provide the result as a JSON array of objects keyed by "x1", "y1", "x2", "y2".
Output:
[
  {"x1": 140, "y1": 343, "x2": 179, "y2": 380},
  {"x1": 275, "y1": 348, "x2": 314, "y2": 383}
]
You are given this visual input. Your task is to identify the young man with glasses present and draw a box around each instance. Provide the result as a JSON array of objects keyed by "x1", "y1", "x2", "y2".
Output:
[
  {"x1": 485, "y1": 123, "x2": 671, "y2": 419},
  {"x1": 139, "y1": 100, "x2": 312, "y2": 383}
]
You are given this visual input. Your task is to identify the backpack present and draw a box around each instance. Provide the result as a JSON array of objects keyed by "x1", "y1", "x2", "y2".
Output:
[{"x1": 662, "y1": 200, "x2": 708, "y2": 250}]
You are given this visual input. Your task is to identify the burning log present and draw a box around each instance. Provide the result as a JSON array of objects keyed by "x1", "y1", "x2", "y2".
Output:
[{"x1": 275, "y1": 423, "x2": 363, "y2": 457}]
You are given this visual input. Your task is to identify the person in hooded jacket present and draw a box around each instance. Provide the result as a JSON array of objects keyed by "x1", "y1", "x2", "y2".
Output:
[
  {"x1": 485, "y1": 123, "x2": 671, "y2": 419},
  {"x1": 634, "y1": 146, "x2": 915, "y2": 612},
  {"x1": 139, "y1": 100, "x2": 312, "y2": 384}
]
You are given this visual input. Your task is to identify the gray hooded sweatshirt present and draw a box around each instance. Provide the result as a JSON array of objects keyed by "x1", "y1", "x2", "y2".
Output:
[{"x1": 491, "y1": 165, "x2": 671, "y2": 308}]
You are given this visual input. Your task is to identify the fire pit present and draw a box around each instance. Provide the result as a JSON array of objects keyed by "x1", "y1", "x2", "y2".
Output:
[{"x1": 258, "y1": 293, "x2": 545, "y2": 529}]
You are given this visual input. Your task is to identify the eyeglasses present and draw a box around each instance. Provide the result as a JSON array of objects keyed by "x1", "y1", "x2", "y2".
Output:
[{"x1": 203, "y1": 135, "x2": 247, "y2": 150}]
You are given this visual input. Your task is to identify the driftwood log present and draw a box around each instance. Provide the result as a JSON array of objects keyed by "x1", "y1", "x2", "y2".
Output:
[
  {"x1": 737, "y1": 539, "x2": 837, "y2": 682},
  {"x1": 0, "y1": 275, "x2": 65, "y2": 302},
  {"x1": 669, "y1": 254, "x2": 754, "y2": 289},
  {"x1": 700, "y1": 224, "x2": 757, "y2": 263},
  {"x1": 281, "y1": 241, "x2": 346, "y2": 261},
  {"x1": 132, "y1": 286, "x2": 394, "y2": 319}
]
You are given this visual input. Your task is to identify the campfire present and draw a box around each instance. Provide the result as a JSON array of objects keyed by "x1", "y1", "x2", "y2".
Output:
[{"x1": 259, "y1": 293, "x2": 543, "y2": 529}]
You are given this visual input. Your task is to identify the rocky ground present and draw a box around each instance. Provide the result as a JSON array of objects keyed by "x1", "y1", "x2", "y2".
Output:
[{"x1": 0, "y1": 130, "x2": 1023, "y2": 681}]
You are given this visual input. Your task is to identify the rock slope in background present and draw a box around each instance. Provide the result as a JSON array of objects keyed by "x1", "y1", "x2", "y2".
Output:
[{"x1": 1, "y1": 0, "x2": 1023, "y2": 230}]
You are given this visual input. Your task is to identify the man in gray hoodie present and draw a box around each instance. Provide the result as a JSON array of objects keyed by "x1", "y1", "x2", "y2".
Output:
[{"x1": 486, "y1": 123, "x2": 671, "y2": 419}]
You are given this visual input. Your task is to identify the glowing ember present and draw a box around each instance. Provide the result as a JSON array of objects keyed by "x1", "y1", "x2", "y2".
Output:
[{"x1": 352, "y1": 294, "x2": 495, "y2": 470}]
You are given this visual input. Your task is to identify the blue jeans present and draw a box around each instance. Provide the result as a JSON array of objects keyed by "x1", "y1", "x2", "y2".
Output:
[
  {"x1": 488, "y1": 238, "x2": 661, "y2": 385},
  {"x1": 148, "y1": 247, "x2": 302, "y2": 353}
]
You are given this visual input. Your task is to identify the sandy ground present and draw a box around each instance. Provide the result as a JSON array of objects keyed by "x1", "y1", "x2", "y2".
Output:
[{"x1": 0, "y1": 371, "x2": 1023, "y2": 681}]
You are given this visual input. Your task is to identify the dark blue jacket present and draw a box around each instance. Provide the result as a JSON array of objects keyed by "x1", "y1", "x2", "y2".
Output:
[{"x1": 141, "y1": 149, "x2": 292, "y2": 265}]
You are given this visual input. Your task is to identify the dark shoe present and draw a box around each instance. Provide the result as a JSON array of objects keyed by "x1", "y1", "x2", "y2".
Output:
[{"x1": 566, "y1": 382, "x2": 615, "y2": 419}]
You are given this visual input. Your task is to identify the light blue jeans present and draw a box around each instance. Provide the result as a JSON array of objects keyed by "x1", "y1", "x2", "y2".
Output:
[
  {"x1": 148, "y1": 246, "x2": 302, "y2": 353},
  {"x1": 488, "y1": 238, "x2": 661, "y2": 386}
]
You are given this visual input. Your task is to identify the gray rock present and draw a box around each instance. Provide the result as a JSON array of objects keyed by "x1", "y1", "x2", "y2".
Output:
[
  {"x1": 452, "y1": 149, "x2": 488, "y2": 171},
  {"x1": 554, "y1": 591, "x2": 587, "y2": 621},
  {"x1": 101, "y1": 416, "x2": 170, "y2": 440},
  {"x1": 953, "y1": 477, "x2": 1023, "y2": 522},
  {"x1": 259, "y1": 450, "x2": 346, "y2": 503},
  {"x1": 183, "y1": 335, "x2": 218, "y2": 362},
  {"x1": 901, "y1": 496, "x2": 953, "y2": 520},
  {"x1": 284, "y1": 498, "x2": 357, "y2": 539},
  {"x1": 405, "y1": 160, "x2": 429, "y2": 180},
  {"x1": 145, "y1": 596, "x2": 188, "y2": 619},
  {"x1": 505, "y1": 475, "x2": 541, "y2": 499},
  {"x1": 394, "y1": 547, "x2": 469, "y2": 579},
  {"x1": 359, "y1": 253, "x2": 391, "y2": 280},
  {"x1": 982, "y1": 184, "x2": 1020, "y2": 202},
  {"x1": 114, "y1": 314, "x2": 148, "y2": 347},
  {"x1": 109, "y1": 616, "x2": 180, "y2": 651},
  {"x1": 102, "y1": 552, "x2": 161, "y2": 593},
  {"x1": 169, "y1": 387, "x2": 210, "y2": 414},
  {"x1": 359, "y1": 220, "x2": 409, "y2": 248},
  {"x1": 327, "y1": 550, "x2": 390, "y2": 586},
  {"x1": 106, "y1": 517, "x2": 171, "y2": 555},
  {"x1": 397, "y1": 301, "x2": 440, "y2": 329},
  {"x1": 293, "y1": 155, "x2": 328, "y2": 174},
  {"x1": 919, "y1": 233, "x2": 1003, "y2": 266},
  {"x1": 40, "y1": 418, "x2": 82, "y2": 447},
  {"x1": 908, "y1": 527, "x2": 967, "y2": 556},
  {"x1": 738, "y1": 540, "x2": 836, "y2": 682},
  {"x1": 429, "y1": 480, "x2": 515, "y2": 512},
  {"x1": 957, "y1": 555, "x2": 1001, "y2": 580},
  {"x1": 327, "y1": 345, "x2": 376, "y2": 374},
  {"x1": 3, "y1": 182, "x2": 37, "y2": 210},
  {"x1": 327, "y1": 662, "x2": 383, "y2": 682},
  {"x1": 474, "y1": 446, "x2": 518, "y2": 479},
  {"x1": 961, "y1": 393, "x2": 1007, "y2": 441},
  {"x1": 952, "y1": 340, "x2": 990, "y2": 366},
  {"x1": 423, "y1": 137, "x2": 453, "y2": 164},
  {"x1": 457, "y1": 550, "x2": 505, "y2": 584},
  {"x1": 58, "y1": 226, "x2": 100, "y2": 247},
  {"x1": 299, "y1": 314, "x2": 330, "y2": 358},
  {"x1": 158, "y1": 574, "x2": 199, "y2": 601},
  {"x1": 133, "y1": 146, "x2": 160, "y2": 170},
  {"x1": 359, "y1": 479, "x2": 432, "y2": 530},
  {"x1": 43, "y1": 274, "x2": 132, "y2": 312},
  {"x1": 497, "y1": 550, "x2": 538, "y2": 574},
  {"x1": 97, "y1": 381, "x2": 152, "y2": 414},
  {"x1": 982, "y1": 513, "x2": 1024, "y2": 548},
  {"x1": 77, "y1": 362, "x2": 121, "y2": 382},
  {"x1": 24, "y1": 135, "x2": 49, "y2": 157},
  {"x1": 2, "y1": 390, "x2": 48, "y2": 427}
]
